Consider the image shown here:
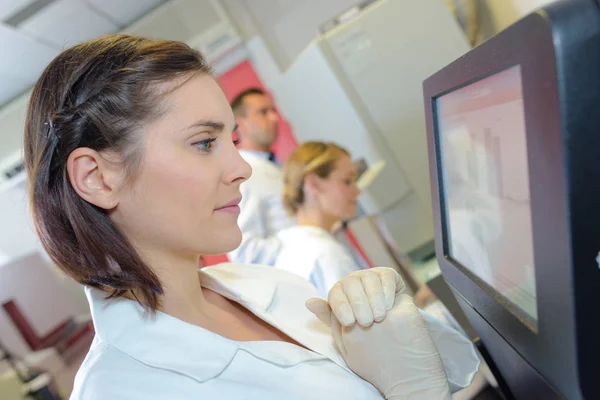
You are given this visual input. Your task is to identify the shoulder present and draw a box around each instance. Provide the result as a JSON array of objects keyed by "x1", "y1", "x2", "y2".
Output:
[
  {"x1": 278, "y1": 227, "x2": 341, "y2": 249},
  {"x1": 70, "y1": 339, "x2": 187, "y2": 399},
  {"x1": 275, "y1": 227, "x2": 355, "y2": 270},
  {"x1": 317, "y1": 240, "x2": 355, "y2": 262}
]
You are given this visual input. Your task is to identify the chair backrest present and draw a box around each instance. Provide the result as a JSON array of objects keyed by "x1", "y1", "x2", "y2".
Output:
[{"x1": 2, "y1": 299, "x2": 41, "y2": 350}]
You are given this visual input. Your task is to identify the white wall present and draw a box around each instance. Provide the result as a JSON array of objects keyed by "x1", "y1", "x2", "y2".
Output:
[
  {"x1": 0, "y1": 91, "x2": 30, "y2": 163},
  {"x1": 0, "y1": 181, "x2": 41, "y2": 260},
  {"x1": 222, "y1": 0, "x2": 362, "y2": 70}
]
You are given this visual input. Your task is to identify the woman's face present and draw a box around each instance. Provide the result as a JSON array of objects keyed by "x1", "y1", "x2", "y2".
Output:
[
  {"x1": 111, "y1": 73, "x2": 251, "y2": 259},
  {"x1": 315, "y1": 155, "x2": 360, "y2": 221}
]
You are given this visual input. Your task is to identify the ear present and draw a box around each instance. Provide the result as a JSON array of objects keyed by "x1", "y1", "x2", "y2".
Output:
[
  {"x1": 66, "y1": 148, "x2": 124, "y2": 210},
  {"x1": 303, "y1": 173, "x2": 324, "y2": 197}
]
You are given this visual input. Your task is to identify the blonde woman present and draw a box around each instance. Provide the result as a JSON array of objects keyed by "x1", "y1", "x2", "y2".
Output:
[{"x1": 273, "y1": 142, "x2": 367, "y2": 296}]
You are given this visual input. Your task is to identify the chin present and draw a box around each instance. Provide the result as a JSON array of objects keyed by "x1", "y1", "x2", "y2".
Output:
[{"x1": 206, "y1": 228, "x2": 243, "y2": 256}]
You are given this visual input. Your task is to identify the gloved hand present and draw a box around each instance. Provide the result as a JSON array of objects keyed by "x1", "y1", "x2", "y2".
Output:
[
  {"x1": 306, "y1": 268, "x2": 450, "y2": 399},
  {"x1": 306, "y1": 267, "x2": 479, "y2": 397},
  {"x1": 306, "y1": 267, "x2": 404, "y2": 328},
  {"x1": 340, "y1": 294, "x2": 451, "y2": 399}
]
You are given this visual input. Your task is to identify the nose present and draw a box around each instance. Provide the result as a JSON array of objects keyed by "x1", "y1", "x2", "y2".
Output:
[{"x1": 224, "y1": 145, "x2": 252, "y2": 185}]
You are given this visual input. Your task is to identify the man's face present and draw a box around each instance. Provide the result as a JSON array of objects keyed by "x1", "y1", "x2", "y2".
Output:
[{"x1": 236, "y1": 94, "x2": 280, "y2": 150}]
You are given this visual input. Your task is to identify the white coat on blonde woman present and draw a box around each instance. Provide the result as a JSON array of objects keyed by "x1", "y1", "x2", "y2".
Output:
[{"x1": 273, "y1": 225, "x2": 364, "y2": 297}]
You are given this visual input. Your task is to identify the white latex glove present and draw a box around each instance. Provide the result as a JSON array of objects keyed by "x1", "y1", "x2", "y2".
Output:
[
  {"x1": 306, "y1": 267, "x2": 479, "y2": 396},
  {"x1": 307, "y1": 267, "x2": 404, "y2": 328},
  {"x1": 342, "y1": 294, "x2": 451, "y2": 399}
]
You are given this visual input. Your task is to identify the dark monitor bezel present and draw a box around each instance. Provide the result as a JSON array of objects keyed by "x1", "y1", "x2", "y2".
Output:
[{"x1": 423, "y1": 1, "x2": 600, "y2": 398}]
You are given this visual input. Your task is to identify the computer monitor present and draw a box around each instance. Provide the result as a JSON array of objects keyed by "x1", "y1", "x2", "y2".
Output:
[{"x1": 423, "y1": 0, "x2": 600, "y2": 399}]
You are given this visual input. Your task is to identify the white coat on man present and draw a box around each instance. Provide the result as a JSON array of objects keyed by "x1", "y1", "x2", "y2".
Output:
[{"x1": 227, "y1": 149, "x2": 295, "y2": 265}]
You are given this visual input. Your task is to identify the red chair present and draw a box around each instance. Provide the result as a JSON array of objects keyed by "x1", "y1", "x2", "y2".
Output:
[{"x1": 2, "y1": 299, "x2": 93, "y2": 359}]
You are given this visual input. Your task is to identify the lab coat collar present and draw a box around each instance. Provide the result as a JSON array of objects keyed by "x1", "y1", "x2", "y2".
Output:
[
  {"x1": 86, "y1": 287, "x2": 240, "y2": 383},
  {"x1": 199, "y1": 264, "x2": 277, "y2": 312},
  {"x1": 201, "y1": 265, "x2": 350, "y2": 371},
  {"x1": 85, "y1": 266, "x2": 301, "y2": 383}
]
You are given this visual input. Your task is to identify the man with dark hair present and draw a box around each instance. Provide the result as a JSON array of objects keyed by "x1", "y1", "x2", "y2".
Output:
[{"x1": 228, "y1": 88, "x2": 294, "y2": 264}]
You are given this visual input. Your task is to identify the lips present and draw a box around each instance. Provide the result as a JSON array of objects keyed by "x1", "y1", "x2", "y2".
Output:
[{"x1": 215, "y1": 197, "x2": 242, "y2": 214}]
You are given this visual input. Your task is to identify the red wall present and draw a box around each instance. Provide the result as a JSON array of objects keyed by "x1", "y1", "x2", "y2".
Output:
[{"x1": 218, "y1": 60, "x2": 297, "y2": 162}]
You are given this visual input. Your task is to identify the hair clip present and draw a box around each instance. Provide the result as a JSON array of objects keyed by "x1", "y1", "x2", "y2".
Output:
[{"x1": 44, "y1": 119, "x2": 56, "y2": 140}]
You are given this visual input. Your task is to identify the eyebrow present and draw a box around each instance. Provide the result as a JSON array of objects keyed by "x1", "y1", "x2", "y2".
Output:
[
  {"x1": 183, "y1": 120, "x2": 238, "y2": 133},
  {"x1": 183, "y1": 119, "x2": 224, "y2": 132}
]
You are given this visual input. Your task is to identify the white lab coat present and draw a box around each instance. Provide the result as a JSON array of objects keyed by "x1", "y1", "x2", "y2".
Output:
[
  {"x1": 228, "y1": 150, "x2": 295, "y2": 265},
  {"x1": 71, "y1": 264, "x2": 478, "y2": 399},
  {"x1": 273, "y1": 225, "x2": 365, "y2": 297}
]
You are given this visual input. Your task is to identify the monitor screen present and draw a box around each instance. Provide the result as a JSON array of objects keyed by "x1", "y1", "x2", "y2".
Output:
[{"x1": 436, "y1": 65, "x2": 538, "y2": 323}]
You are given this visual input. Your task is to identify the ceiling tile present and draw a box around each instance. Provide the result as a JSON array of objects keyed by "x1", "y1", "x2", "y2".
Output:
[
  {"x1": 0, "y1": 23, "x2": 58, "y2": 106},
  {"x1": 0, "y1": 23, "x2": 58, "y2": 77},
  {"x1": 85, "y1": 0, "x2": 164, "y2": 27},
  {"x1": 18, "y1": 0, "x2": 117, "y2": 49},
  {"x1": 0, "y1": 0, "x2": 38, "y2": 21},
  {"x1": 0, "y1": 0, "x2": 170, "y2": 108}
]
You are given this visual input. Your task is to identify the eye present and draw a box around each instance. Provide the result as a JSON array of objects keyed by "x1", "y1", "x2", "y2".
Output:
[
  {"x1": 193, "y1": 138, "x2": 217, "y2": 152},
  {"x1": 233, "y1": 138, "x2": 241, "y2": 146}
]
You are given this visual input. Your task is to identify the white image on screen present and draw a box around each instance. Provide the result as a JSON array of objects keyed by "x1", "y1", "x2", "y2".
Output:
[{"x1": 439, "y1": 66, "x2": 537, "y2": 321}]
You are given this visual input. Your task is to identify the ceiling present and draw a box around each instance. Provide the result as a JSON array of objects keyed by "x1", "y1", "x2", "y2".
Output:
[{"x1": 0, "y1": 0, "x2": 167, "y2": 108}]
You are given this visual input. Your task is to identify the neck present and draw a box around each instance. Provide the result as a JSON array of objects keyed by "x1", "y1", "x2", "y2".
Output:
[
  {"x1": 133, "y1": 246, "x2": 216, "y2": 324},
  {"x1": 157, "y1": 258, "x2": 206, "y2": 316},
  {"x1": 296, "y1": 207, "x2": 338, "y2": 232}
]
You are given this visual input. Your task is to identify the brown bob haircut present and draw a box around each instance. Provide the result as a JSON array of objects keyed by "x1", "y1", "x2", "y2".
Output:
[{"x1": 24, "y1": 34, "x2": 211, "y2": 310}]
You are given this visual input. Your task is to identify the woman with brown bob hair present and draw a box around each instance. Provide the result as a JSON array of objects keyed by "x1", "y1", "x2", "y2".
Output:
[{"x1": 24, "y1": 34, "x2": 476, "y2": 399}]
